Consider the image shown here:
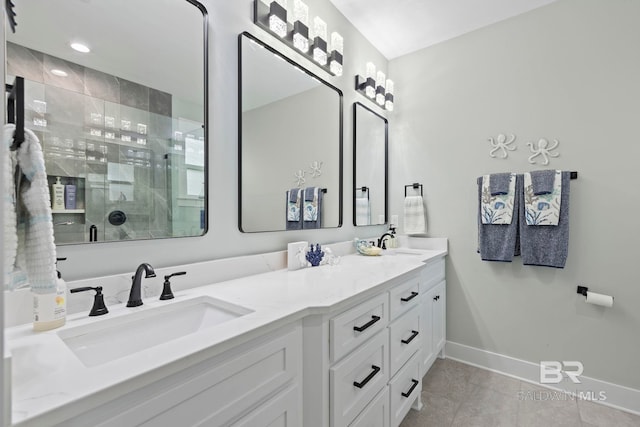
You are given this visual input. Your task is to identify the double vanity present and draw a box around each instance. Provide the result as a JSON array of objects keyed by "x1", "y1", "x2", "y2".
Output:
[{"x1": 5, "y1": 239, "x2": 447, "y2": 427}]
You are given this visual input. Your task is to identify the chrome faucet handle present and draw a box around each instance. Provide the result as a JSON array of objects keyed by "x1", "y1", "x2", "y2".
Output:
[{"x1": 160, "y1": 271, "x2": 187, "y2": 300}]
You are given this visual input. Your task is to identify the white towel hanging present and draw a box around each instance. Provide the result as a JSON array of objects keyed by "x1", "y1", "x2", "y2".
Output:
[{"x1": 404, "y1": 195, "x2": 426, "y2": 235}]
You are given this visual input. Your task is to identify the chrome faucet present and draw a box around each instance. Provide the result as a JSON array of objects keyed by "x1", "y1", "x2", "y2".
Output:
[{"x1": 127, "y1": 263, "x2": 156, "y2": 307}]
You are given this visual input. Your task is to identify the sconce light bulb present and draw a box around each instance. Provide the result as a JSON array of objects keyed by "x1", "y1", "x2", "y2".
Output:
[
  {"x1": 292, "y1": 0, "x2": 309, "y2": 52},
  {"x1": 375, "y1": 71, "x2": 386, "y2": 105},
  {"x1": 268, "y1": 1, "x2": 288, "y2": 38}
]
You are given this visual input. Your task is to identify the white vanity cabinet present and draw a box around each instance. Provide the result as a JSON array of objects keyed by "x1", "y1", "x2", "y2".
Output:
[
  {"x1": 305, "y1": 256, "x2": 446, "y2": 427},
  {"x1": 59, "y1": 322, "x2": 302, "y2": 427},
  {"x1": 419, "y1": 257, "x2": 447, "y2": 374}
]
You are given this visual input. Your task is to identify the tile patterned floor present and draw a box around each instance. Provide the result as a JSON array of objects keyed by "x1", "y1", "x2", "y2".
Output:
[{"x1": 400, "y1": 358, "x2": 640, "y2": 427}]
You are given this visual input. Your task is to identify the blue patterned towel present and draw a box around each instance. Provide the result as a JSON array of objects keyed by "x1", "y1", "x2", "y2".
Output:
[
  {"x1": 524, "y1": 170, "x2": 561, "y2": 226},
  {"x1": 481, "y1": 173, "x2": 516, "y2": 225},
  {"x1": 287, "y1": 188, "x2": 301, "y2": 222}
]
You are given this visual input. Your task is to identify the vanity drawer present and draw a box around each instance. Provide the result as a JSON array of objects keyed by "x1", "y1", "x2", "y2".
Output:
[
  {"x1": 419, "y1": 257, "x2": 445, "y2": 293},
  {"x1": 388, "y1": 275, "x2": 421, "y2": 320},
  {"x1": 389, "y1": 353, "x2": 421, "y2": 427},
  {"x1": 349, "y1": 386, "x2": 389, "y2": 427},
  {"x1": 389, "y1": 306, "x2": 421, "y2": 375},
  {"x1": 330, "y1": 329, "x2": 389, "y2": 427},
  {"x1": 330, "y1": 292, "x2": 389, "y2": 362}
]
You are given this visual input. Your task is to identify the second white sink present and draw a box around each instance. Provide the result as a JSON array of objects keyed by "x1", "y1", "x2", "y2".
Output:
[{"x1": 58, "y1": 296, "x2": 253, "y2": 367}]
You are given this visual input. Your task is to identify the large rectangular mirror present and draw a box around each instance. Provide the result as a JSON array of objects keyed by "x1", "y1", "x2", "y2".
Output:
[
  {"x1": 5, "y1": 0, "x2": 208, "y2": 244},
  {"x1": 239, "y1": 32, "x2": 343, "y2": 232},
  {"x1": 353, "y1": 102, "x2": 387, "y2": 226}
]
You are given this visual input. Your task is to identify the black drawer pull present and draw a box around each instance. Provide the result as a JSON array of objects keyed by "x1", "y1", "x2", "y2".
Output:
[
  {"x1": 433, "y1": 295, "x2": 440, "y2": 301},
  {"x1": 400, "y1": 291, "x2": 419, "y2": 302},
  {"x1": 401, "y1": 379, "x2": 419, "y2": 398},
  {"x1": 353, "y1": 365, "x2": 381, "y2": 389},
  {"x1": 401, "y1": 330, "x2": 419, "y2": 345},
  {"x1": 353, "y1": 315, "x2": 381, "y2": 332}
]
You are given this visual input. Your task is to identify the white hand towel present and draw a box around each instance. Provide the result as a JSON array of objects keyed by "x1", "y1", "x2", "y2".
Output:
[
  {"x1": 355, "y1": 197, "x2": 370, "y2": 226},
  {"x1": 3, "y1": 124, "x2": 19, "y2": 289},
  {"x1": 16, "y1": 128, "x2": 58, "y2": 294},
  {"x1": 404, "y1": 195, "x2": 426, "y2": 235}
]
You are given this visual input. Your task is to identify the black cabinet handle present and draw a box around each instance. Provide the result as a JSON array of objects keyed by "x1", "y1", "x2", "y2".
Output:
[
  {"x1": 353, "y1": 365, "x2": 381, "y2": 389},
  {"x1": 401, "y1": 291, "x2": 419, "y2": 302},
  {"x1": 401, "y1": 379, "x2": 419, "y2": 397},
  {"x1": 433, "y1": 295, "x2": 440, "y2": 301},
  {"x1": 353, "y1": 315, "x2": 381, "y2": 332},
  {"x1": 401, "y1": 330, "x2": 419, "y2": 345}
]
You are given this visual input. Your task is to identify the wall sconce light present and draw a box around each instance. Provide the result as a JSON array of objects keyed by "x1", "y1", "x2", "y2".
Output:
[
  {"x1": 354, "y1": 62, "x2": 376, "y2": 99},
  {"x1": 311, "y1": 17, "x2": 328, "y2": 66},
  {"x1": 375, "y1": 71, "x2": 386, "y2": 106},
  {"x1": 253, "y1": 0, "x2": 342, "y2": 77},
  {"x1": 329, "y1": 32, "x2": 343, "y2": 76},
  {"x1": 267, "y1": 0, "x2": 288, "y2": 38},
  {"x1": 385, "y1": 79, "x2": 394, "y2": 111},
  {"x1": 355, "y1": 63, "x2": 395, "y2": 111},
  {"x1": 292, "y1": 0, "x2": 309, "y2": 53}
]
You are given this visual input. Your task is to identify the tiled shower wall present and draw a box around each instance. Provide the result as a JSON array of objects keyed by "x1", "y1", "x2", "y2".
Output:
[{"x1": 6, "y1": 42, "x2": 189, "y2": 243}]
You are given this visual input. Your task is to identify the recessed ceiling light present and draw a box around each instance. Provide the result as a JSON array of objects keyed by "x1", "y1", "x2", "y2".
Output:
[
  {"x1": 70, "y1": 42, "x2": 90, "y2": 53},
  {"x1": 51, "y1": 69, "x2": 68, "y2": 77}
]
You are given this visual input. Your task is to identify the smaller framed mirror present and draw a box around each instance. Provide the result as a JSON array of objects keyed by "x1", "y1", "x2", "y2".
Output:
[{"x1": 353, "y1": 102, "x2": 387, "y2": 226}]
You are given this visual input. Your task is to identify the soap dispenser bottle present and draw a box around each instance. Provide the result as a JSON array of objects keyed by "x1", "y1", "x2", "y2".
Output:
[
  {"x1": 389, "y1": 226, "x2": 397, "y2": 249},
  {"x1": 33, "y1": 257, "x2": 67, "y2": 331},
  {"x1": 51, "y1": 177, "x2": 65, "y2": 210}
]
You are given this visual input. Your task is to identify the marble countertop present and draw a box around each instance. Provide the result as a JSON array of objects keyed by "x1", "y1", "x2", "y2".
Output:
[{"x1": 5, "y1": 242, "x2": 447, "y2": 426}]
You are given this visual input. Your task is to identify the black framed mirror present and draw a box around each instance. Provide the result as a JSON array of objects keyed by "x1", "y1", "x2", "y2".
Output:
[
  {"x1": 239, "y1": 32, "x2": 343, "y2": 232},
  {"x1": 353, "y1": 102, "x2": 387, "y2": 226},
  {"x1": 6, "y1": 0, "x2": 209, "y2": 244}
]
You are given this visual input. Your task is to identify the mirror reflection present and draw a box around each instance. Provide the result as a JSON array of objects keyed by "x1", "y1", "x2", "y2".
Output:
[
  {"x1": 239, "y1": 32, "x2": 343, "y2": 232},
  {"x1": 353, "y1": 102, "x2": 387, "y2": 226},
  {"x1": 5, "y1": 0, "x2": 208, "y2": 244}
]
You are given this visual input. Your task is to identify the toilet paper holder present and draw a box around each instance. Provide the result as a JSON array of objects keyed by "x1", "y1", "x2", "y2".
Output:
[
  {"x1": 577, "y1": 285, "x2": 614, "y2": 302},
  {"x1": 576, "y1": 286, "x2": 589, "y2": 296}
]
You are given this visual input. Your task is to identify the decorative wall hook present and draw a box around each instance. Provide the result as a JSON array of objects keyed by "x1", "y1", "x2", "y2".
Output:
[
  {"x1": 488, "y1": 134, "x2": 516, "y2": 159},
  {"x1": 308, "y1": 160, "x2": 323, "y2": 178},
  {"x1": 294, "y1": 169, "x2": 306, "y2": 187},
  {"x1": 527, "y1": 138, "x2": 559, "y2": 165}
]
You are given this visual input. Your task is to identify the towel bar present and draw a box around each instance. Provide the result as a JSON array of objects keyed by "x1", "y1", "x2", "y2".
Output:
[{"x1": 404, "y1": 183, "x2": 423, "y2": 197}]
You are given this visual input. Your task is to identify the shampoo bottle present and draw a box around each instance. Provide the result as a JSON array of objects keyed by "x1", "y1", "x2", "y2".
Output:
[
  {"x1": 65, "y1": 180, "x2": 76, "y2": 210},
  {"x1": 51, "y1": 177, "x2": 65, "y2": 210}
]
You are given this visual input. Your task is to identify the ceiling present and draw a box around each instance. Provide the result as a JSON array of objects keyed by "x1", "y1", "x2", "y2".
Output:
[{"x1": 328, "y1": 0, "x2": 559, "y2": 59}]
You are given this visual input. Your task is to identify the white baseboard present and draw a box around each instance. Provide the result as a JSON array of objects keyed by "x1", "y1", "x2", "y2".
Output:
[{"x1": 445, "y1": 340, "x2": 640, "y2": 416}]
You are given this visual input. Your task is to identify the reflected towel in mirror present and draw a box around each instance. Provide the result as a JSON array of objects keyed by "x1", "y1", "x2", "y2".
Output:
[{"x1": 355, "y1": 197, "x2": 370, "y2": 226}]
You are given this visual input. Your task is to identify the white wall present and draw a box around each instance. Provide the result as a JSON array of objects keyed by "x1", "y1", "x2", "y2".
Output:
[
  {"x1": 389, "y1": 0, "x2": 640, "y2": 390},
  {"x1": 39, "y1": 0, "x2": 389, "y2": 281}
]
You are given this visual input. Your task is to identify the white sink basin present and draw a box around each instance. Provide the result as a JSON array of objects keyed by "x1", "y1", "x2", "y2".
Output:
[
  {"x1": 383, "y1": 248, "x2": 425, "y2": 256},
  {"x1": 58, "y1": 296, "x2": 253, "y2": 367}
]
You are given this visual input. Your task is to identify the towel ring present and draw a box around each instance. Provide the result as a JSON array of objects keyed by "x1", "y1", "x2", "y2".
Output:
[
  {"x1": 404, "y1": 183, "x2": 423, "y2": 197},
  {"x1": 356, "y1": 186, "x2": 369, "y2": 199}
]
